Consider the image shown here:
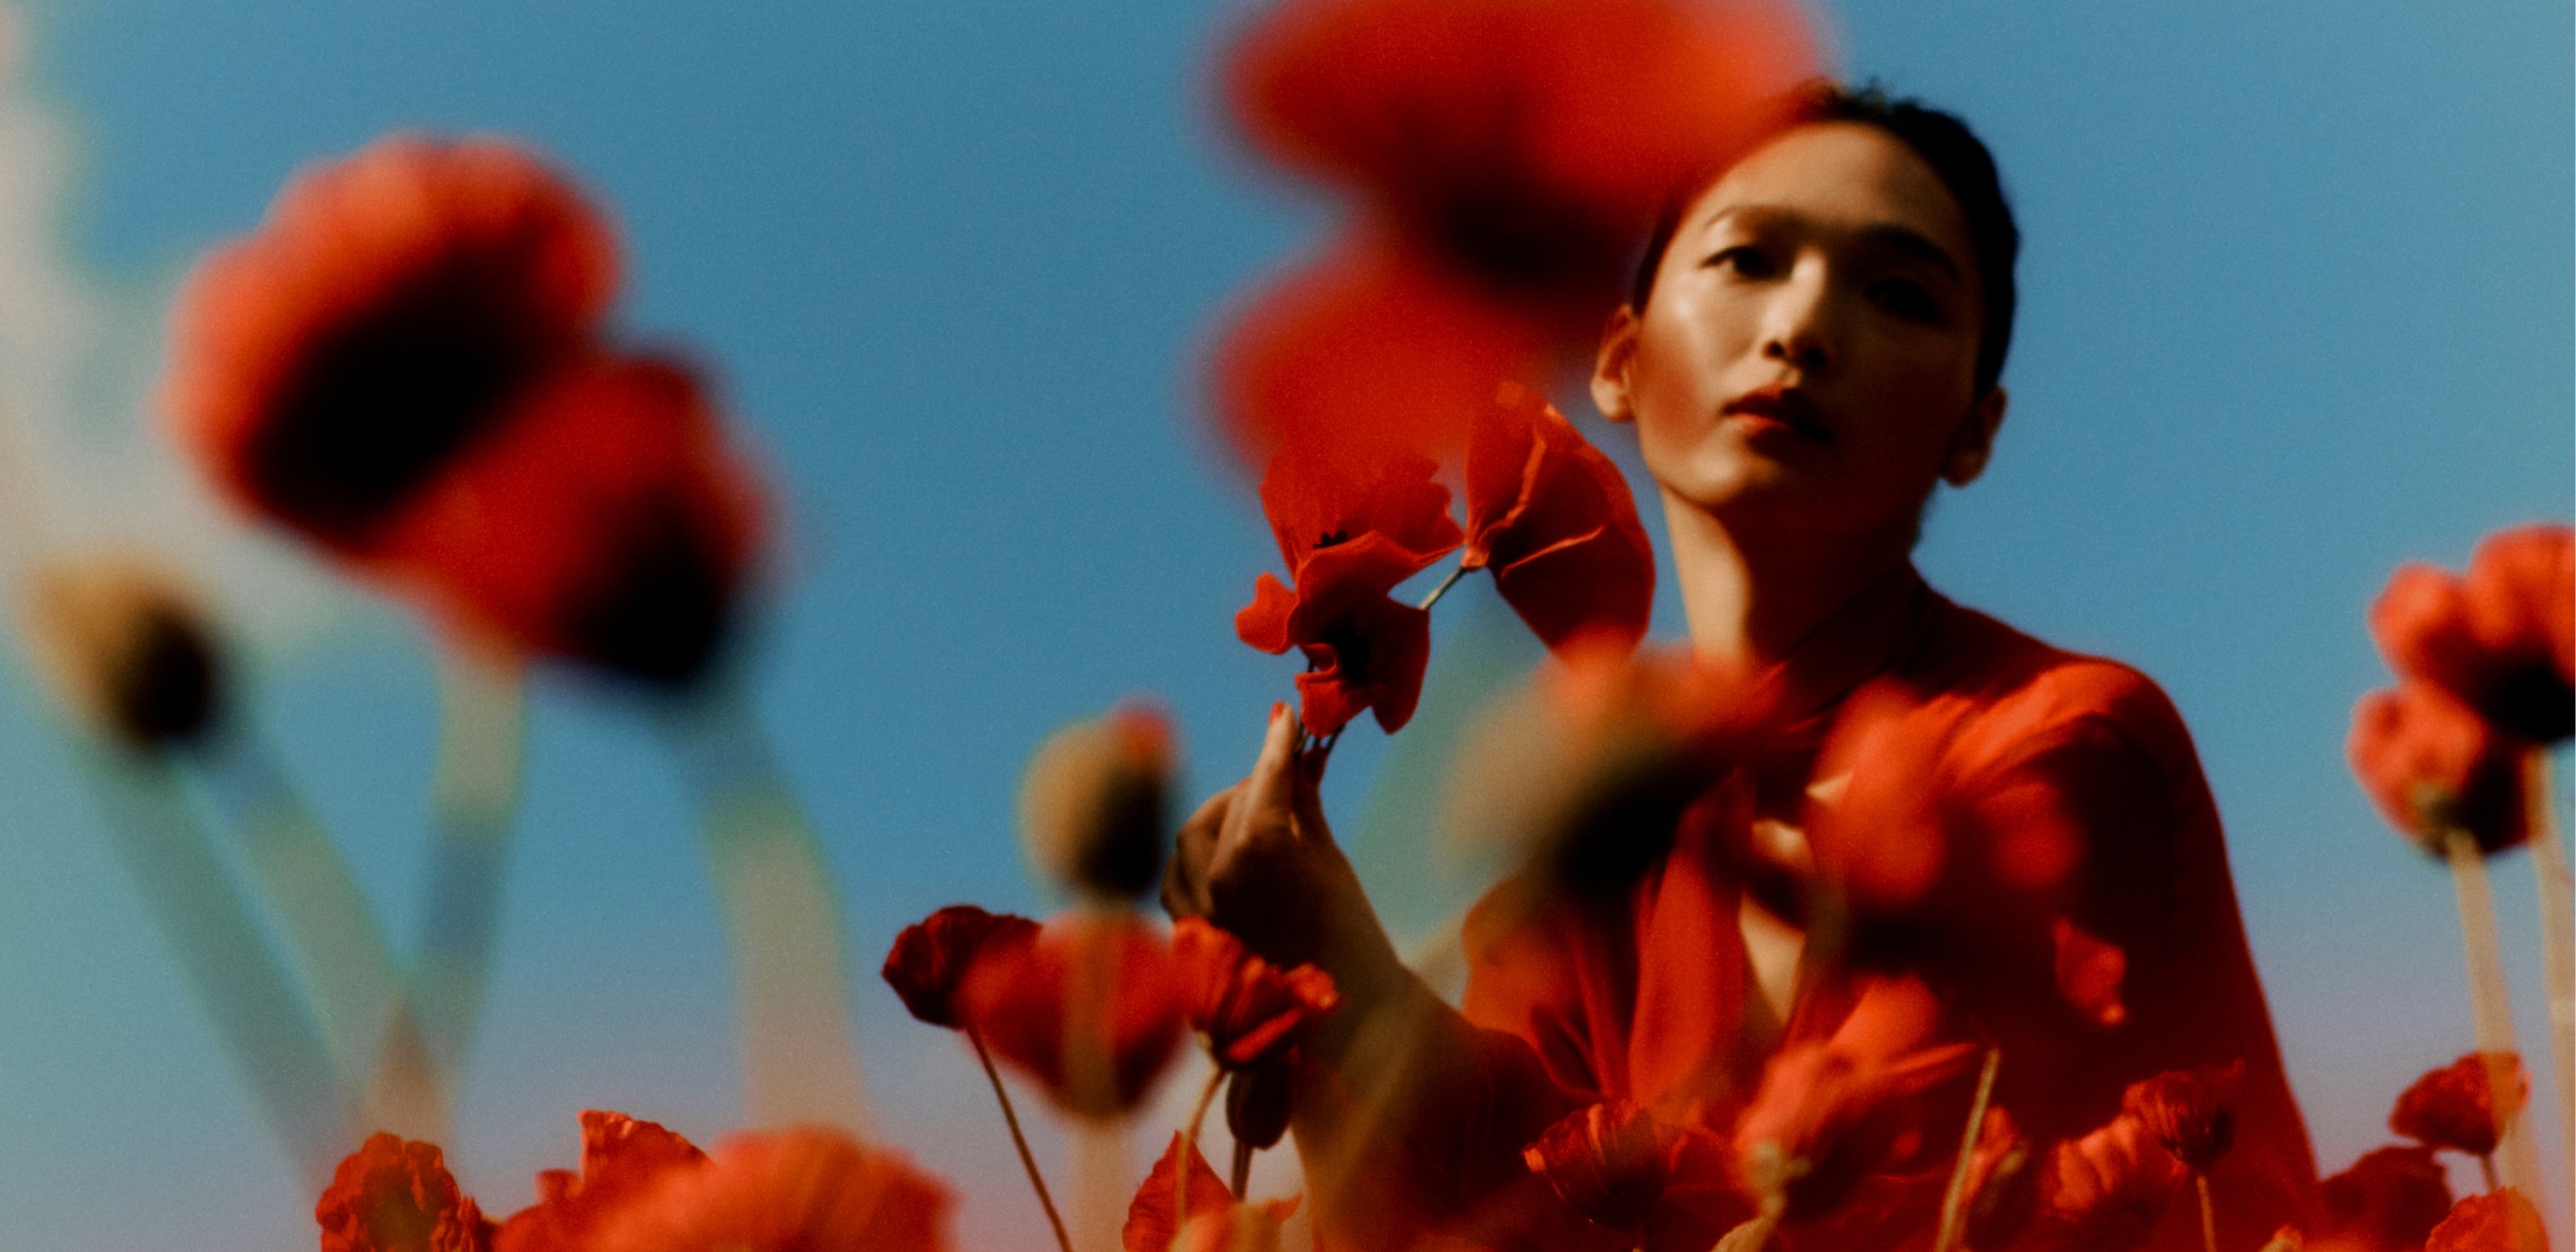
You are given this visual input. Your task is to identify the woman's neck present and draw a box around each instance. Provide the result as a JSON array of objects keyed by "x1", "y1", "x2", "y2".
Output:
[{"x1": 1661, "y1": 489, "x2": 1919, "y2": 674}]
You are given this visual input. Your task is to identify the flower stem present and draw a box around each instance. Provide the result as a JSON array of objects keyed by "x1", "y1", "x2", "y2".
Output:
[
  {"x1": 973, "y1": 1030, "x2": 1072, "y2": 1252},
  {"x1": 2479, "y1": 1153, "x2": 2499, "y2": 1194},
  {"x1": 1417, "y1": 562, "x2": 1469, "y2": 612},
  {"x1": 1933, "y1": 1047, "x2": 2001, "y2": 1252},
  {"x1": 2196, "y1": 1172, "x2": 2216, "y2": 1252},
  {"x1": 1231, "y1": 1136, "x2": 1254, "y2": 1198},
  {"x1": 413, "y1": 650, "x2": 523, "y2": 1076},
  {"x1": 2443, "y1": 827, "x2": 2541, "y2": 1197},
  {"x1": 2521, "y1": 749, "x2": 2573, "y2": 1178},
  {"x1": 1178, "y1": 1062, "x2": 1228, "y2": 1231}
]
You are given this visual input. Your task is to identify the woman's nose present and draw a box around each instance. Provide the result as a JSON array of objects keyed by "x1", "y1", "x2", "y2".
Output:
[{"x1": 1759, "y1": 267, "x2": 1836, "y2": 376}]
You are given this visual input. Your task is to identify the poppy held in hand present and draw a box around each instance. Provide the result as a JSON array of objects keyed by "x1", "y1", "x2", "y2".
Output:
[
  {"x1": 494, "y1": 1112, "x2": 707, "y2": 1252},
  {"x1": 2371, "y1": 527, "x2": 2574, "y2": 744},
  {"x1": 588, "y1": 1126, "x2": 954, "y2": 1252},
  {"x1": 2348, "y1": 682, "x2": 2529, "y2": 854},
  {"x1": 317, "y1": 1133, "x2": 495, "y2": 1252},
  {"x1": 959, "y1": 911, "x2": 1188, "y2": 1119},
  {"x1": 881, "y1": 905, "x2": 1042, "y2": 1032},
  {"x1": 1170, "y1": 917, "x2": 1340, "y2": 1070},
  {"x1": 1461, "y1": 382, "x2": 1655, "y2": 652},
  {"x1": 165, "y1": 134, "x2": 616, "y2": 550},
  {"x1": 2123, "y1": 1061, "x2": 2243, "y2": 1175},
  {"x1": 2391, "y1": 1052, "x2": 2529, "y2": 1162}
]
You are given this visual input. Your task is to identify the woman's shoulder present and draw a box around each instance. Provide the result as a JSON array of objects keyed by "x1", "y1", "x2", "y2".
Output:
[{"x1": 1901, "y1": 592, "x2": 2204, "y2": 791}]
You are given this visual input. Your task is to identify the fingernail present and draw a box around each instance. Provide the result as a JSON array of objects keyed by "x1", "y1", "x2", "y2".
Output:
[{"x1": 1269, "y1": 700, "x2": 1287, "y2": 724}]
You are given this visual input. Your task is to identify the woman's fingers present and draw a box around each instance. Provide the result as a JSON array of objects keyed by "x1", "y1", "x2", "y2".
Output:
[
  {"x1": 1164, "y1": 782, "x2": 1239, "y2": 919},
  {"x1": 1231, "y1": 702, "x2": 1304, "y2": 847}
]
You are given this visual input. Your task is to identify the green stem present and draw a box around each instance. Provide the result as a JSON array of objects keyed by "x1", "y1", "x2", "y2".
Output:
[
  {"x1": 2521, "y1": 749, "x2": 2573, "y2": 1180},
  {"x1": 1932, "y1": 1048, "x2": 2001, "y2": 1252},
  {"x1": 1231, "y1": 1135, "x2": 1254, "y2": 1199},
  {"x1": 412, "y1": 652, "x2": 523, "y2": 1076},
  {"x1": 1417, "y1": 562, "x2": 1470, "y2": 612}
]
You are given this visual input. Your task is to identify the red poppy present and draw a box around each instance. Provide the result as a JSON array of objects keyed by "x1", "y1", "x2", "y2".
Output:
[
  {"x1": 2317, "y1": 1145, "x2": 2454, "y2": 1252},
  {"x1": 1170, "y1": 917, "x2": 1340, "y2": 1069},
  {"x1": 1224, "y1": 0, "x2": 1817, "y2": 310},
  {"x1": 2348, "y1": 683, "x2": 2529, "y2": 854},
  {"x1": 588, "y1": 1126, "x2": 953, "y2": 1252},
  {"x1": 1021, "y1": 704, "x2": 1178, "y2": 901},
  {"x1": 2390, "y1": 1052, "x2": 2529, "y2": 1160},
  {"x1": 2031, "y1": 1112, "x2": 2189, "y2": 1252},
  {"x1": 165, "y1": 134, "x2": 615, "y2": 550},
  {"x1": 494, "y1": 1112, "x2": 708, "y2": 1252},
  {"x1": 316, "y1": 1133, "x2": 495, "y2": 1252},
  {"x1": 1461, "y1": 382, "x2": 1654, "y2": 653},
  {"x1": 1209, "y1": 235, "x2": 1552, "y2": 469},
  {"x1": 1254, "y1": 442, "x2": 1463, "y2": 588},
  {"x1": 1521, "y1": 1101, "x2": 1691, "y2": 1232},
  {"x1": 881, "y1": 905, "x2": 1043, "y2": 1031},
  {"x1": 1730, "y1": 976, "x2": 1977, "y2": 1219},
  {"x1": 2122, "y1": 1060, "x2": 2242, "y2": 1175},
  {"x1": 2373, "y1": 528, "x2": 2574, "y2": 744},
  {"x1": 370, "y1": 352, "x2": 767, "y2": 687},
  {"x1": 1124, "y1": 1132, "x2": 1237, "y2": 1252},
  {"x1": 2051, "y1": 916, "x2": 2128, "y2": 1028},
  {"x1": 2425, "y1": 1189, "x2": 2548, "y2": 1252},
  {"x1": 958, "y1": 911, "x2": 1188, "y2": 1119}
]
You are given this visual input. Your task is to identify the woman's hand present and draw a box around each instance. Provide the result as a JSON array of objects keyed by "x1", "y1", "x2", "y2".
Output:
[{"x1": 1163, "y1": 704, "x2": 1406, "y2": 1011}]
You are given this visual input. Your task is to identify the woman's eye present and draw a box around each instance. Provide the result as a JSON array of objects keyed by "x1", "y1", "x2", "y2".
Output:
[
  {"x1": 1707, "y1": 245, "x2": 1775, "y2": 278},
  {"x1": 1868, "y1": 278, "x2": 1942, "y2": 324}
]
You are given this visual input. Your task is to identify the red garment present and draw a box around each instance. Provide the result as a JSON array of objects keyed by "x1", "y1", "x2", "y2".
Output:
[{"x1": 1290, "y1": 569, "x2": 2316, "y2": 1251}]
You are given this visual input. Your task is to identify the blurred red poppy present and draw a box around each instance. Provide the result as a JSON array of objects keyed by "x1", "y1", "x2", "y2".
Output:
[
  {"x1": 2390, "y1": 1053, "x2": 2528, "y2": 1160},
  {"x1": 1961, "y1": 1107, "x2": 2042, "y2": 1252},
  {"x1": 959, "y1": 911, "x2": 1188, "y2": 1119},
  {"x1": 1170, "y1": 917, "x2": 1340, "y2": 1069},
  {"x1": 1521, "y1": 1100, "x2": 1692, "y2": 1232},
  {"x1": 495, "y1": 1112, "x2": 707, "y2": 1252},
  {"x1": 2369, "y1": 527, "x2": 2573, "y2": 744},
  {"x1": 317, "y1": 1133, "x2": 495, "y2": 1252},
  {"x1": 2317, "y1": 1145, "x2": 2454, "y2": 1252},
  {"x1": 2123, "y1": 1060, "x2": 2242, "y2": 1174},
  {"x1": 371, "y1": 352, "x2": 768, "y2": 687},
  {"x1": 2348, "y1": 683, "x2": 2529, "y2": 854},
  {"x1": 2051, "y1": 916, "x2": 2128, "y2": 1028},
  {"x1": 2425, "y1": 1188, "x2": 2548, "y2": 1252},
  {"x1": 2031, "y1": 1112, "x2": 2188, "y2": 1252},
  {"x1": 881, "y1": 905, "x2": 1043, "y2": 1032},
  {"x1": 1729, "y1": 976, "x2": 1976, "y2": 1219},
  {"x1": 589, "y1": 1126, "x2": 953, "y2": 1252},
  {"x1": 1461, "y1": 382, "x2": 1654, "y2": 652},
  {"x1": 1021, "y1": 703, "x2": 1177, "y2": 902},
  {"x1": 165, "y1": 134, "x2": 615, "y2": 550}
]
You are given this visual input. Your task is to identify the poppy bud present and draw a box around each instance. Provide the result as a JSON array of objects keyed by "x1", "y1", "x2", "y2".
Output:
[
  {"x1": 1225, "y1": 1060, "x2": 1296, "y2": 1152},
  {"x1": 21, "y1": 556, "x2": 226, "y2": 753},
  {"x1": 2122, "y1": 1060, "x2": 2242, "y2": 1174},
  {"x1": 1019, "y1": 703, "x2": 1175, "y2": 901}
]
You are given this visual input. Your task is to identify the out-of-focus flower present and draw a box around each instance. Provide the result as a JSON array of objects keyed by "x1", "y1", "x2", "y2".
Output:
[
  {"x1": 2029, "y1": 1112, "x2": 2188, "y2": 1252},
  {"x1": 495, "y1": 1112, "x2": 707, "y2": 1252},
  {"x1": 2349, "y1": 683, "x2": 2529, "y2": 855},
  {"x1": 1125, "y1": 1132, "x2": 1238, "y2": 1252},
  {"x1": 1460, "y1": 382, "x2": 1654, "y2": 652},
  {"x1": 1521, "y1": 1101, "x2": 1691, "y2": 1232},
  {"x1": 881, "y1": 905, "x2": 1043, "y2": 1031},
  {"x1": 589, "y1": 1126, "x2": 953, "y2": 1252},
  {"x1": 2316, "y1": 1145, "x2": 2453, "y2": 1252},
  {"x1": 2425, "y1": 1189, "x2": 2549, "y2": 1252},
  {"x1": 2391, "y1": 1053, "x2": 2528, "y2": 1161},
  {"x1": 1226, "y1": 1060, "x2": 1297, "y2": 1152},
  {"x1": 1731, "y1": 976, "x2": 1976, "y2": 1219},
  {"x1": 960, "y1": 911, "x2": 1188, "y2": 1119},
  {"x1": 2123, "y1": 1060, "x2": 2243, "y2": 1174},
  {"x1": 2051, "y1": 917, "x2": 2129, "y2": 1028},
  {"x1": 2260, "y1": 1228, "x2": 2307, "y2": 1252},
  {"x1": 2371, "y1": 528, "x2": 2574, "y2": 744},
  {"x1": 1019, "y1": 705, "x2": 1176, "y2": 901},
  {"x1": 165, "y1": 135, "x2": 616, "y2": 550},
  {"x1": 1236, "y1": 445, "x2": 1461, "y2": 736},
  {"x1": 1961, "y1": 1106, "x2": 2041, "y2": 1252},
  {"x1": 1171, "y1": 917, "x2": 1339, "y2": 1069},
  {"x1": 317, "y1": 1133, "x2": 495, "y2": 1252},
  {"x1": 371, "y1": 352, "x2": 767, "y2": 688},
  {"x1": 19, "y1": 555, "x2": 227, "y2": 753}
]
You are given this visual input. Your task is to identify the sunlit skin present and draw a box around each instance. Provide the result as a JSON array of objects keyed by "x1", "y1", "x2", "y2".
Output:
[
  {"x1": 1167, "y1": 120, "x2": 2010, "y2": 1009},
  {"x1": 1594, "y1": 120, "x2": 2005, "y2": 672}
]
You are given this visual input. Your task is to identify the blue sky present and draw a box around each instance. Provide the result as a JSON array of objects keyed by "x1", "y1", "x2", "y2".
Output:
[{"x1": 0, "y1": 0, "x2": 2559, "y2": 1247}]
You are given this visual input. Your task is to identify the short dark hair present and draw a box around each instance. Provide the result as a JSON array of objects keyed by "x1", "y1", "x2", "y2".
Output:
[{"x1": 1629, "y1": 82, "x2": 2021, "y2": 394}]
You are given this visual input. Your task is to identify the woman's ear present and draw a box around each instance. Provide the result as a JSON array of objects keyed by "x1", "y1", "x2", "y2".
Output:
[
  {"x1": 1590, "y1": 306, "x2": 1642, "y2": 424},
  {"x1": 1941, "y1": 385, "x2": 2008, "y2": 486}
]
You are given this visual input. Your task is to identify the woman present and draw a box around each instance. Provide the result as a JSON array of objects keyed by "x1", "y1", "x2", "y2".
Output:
[{"x1": 1165, "y1": 85, "x2": 2316, "y2": 1250}]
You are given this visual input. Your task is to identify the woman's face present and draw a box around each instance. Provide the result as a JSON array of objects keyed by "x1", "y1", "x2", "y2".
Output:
[{"x1": 1593, "y1": 122, "x2": 2004, "y2": 543}]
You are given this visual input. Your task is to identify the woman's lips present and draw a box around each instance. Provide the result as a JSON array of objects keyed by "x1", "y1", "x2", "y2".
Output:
[{"x1": 1722, "y1": 386, "x2": 1834, "y2": 444}]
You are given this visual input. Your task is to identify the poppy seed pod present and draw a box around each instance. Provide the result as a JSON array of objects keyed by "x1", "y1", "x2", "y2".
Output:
[
  {"x1": 21, "y1": 556, "x2": 227, "y2": 754},
  {"x1": 1018, "y1": 703, "x2": 1176, "y2": 901}
]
